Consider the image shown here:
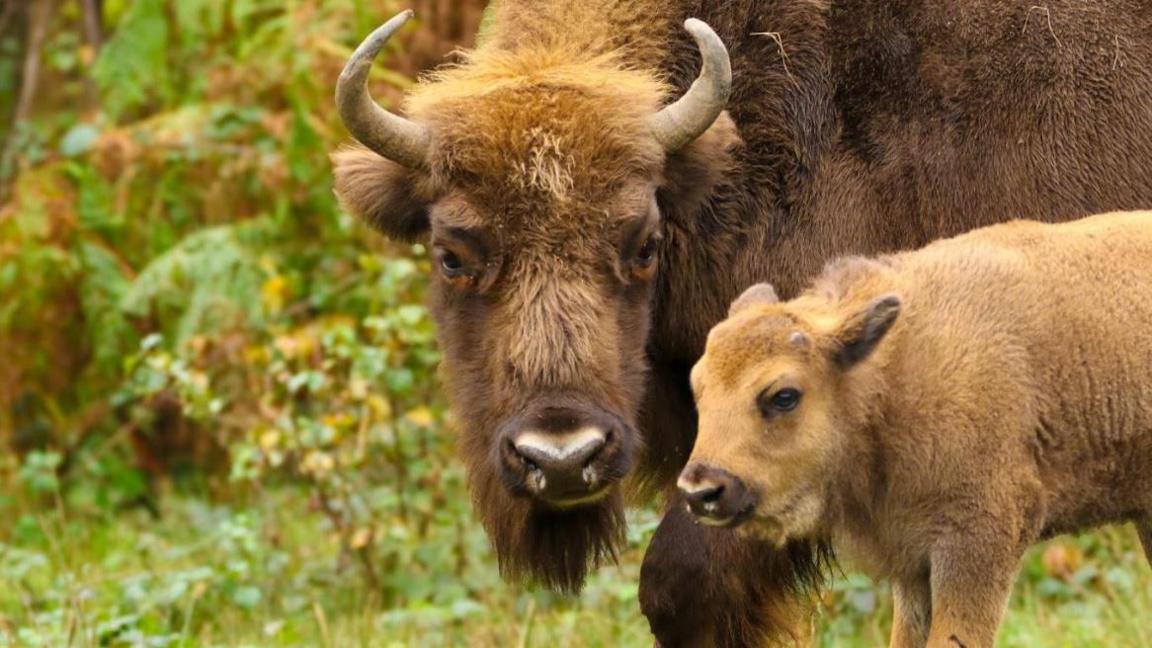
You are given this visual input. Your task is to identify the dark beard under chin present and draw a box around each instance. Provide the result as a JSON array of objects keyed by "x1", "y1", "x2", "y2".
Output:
[{"x1": 477, "y1": 480, "x2": 626, "y2": 593}]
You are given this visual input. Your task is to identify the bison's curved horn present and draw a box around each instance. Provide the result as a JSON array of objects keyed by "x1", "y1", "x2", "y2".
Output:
[
  {"x1": 648, "y1": 19, "x2": 733, "y2": 152},
  {"x1": 336, "y1": 10, "x2": 430, "y2": 170}
]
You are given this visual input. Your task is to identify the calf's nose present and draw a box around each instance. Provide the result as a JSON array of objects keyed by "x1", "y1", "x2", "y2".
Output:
[
  {"x1": 677, "y1": 462, "x2": 753, "y2": 526},
  {"x1": 509, "y1": 427, "x2": 607, "y2": 499}
]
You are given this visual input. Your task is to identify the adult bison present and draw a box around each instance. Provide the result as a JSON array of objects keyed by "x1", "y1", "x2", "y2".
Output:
[{"x1": 332, "y1": 1, "x2": 1152, "y2": 645}]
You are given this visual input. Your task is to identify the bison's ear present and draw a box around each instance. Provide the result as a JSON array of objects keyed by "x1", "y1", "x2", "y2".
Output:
[
  {"x1": 728, "y1": 283, "x2": 779, "y2": 317},
  {"x1": 657, "y1": 111, "x2": 742, "y2": 214},
  {"x1": 833, "y1": 294, "x2": 902, "y2": 367},
  {"x1": 331, "y1": 146, "x2": 437, "y2": 242}
]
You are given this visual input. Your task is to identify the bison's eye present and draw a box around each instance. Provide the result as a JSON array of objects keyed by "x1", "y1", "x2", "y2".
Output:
[
  {"x1": 435, "y1": 248, "x2": 469, "y2": 279},
  {"x1": 758, "y1": 387, "x2": 802, "y2": 417},
  {"x1": 635, "y1": 235, "x2": 660, "y2": 268}
]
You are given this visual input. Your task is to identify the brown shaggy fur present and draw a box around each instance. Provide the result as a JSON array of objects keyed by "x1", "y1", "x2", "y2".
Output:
[
  {"x1": 688, "y1": 211, "x2": 1152, "y2": 647},
  {"x1": 333, "y1": 1, "x2": 1152, "y2": 644}
]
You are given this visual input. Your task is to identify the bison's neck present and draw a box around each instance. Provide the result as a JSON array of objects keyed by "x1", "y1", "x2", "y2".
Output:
[
  {"x1": 648, "y1": 1, "x2": 836, "y2": 361},
  {"x1": 632, "y1": 2, "x2": 839, "y2": 486}
]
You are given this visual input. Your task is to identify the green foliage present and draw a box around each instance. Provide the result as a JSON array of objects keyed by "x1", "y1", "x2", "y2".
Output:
[
  {"x1": 121, "y1": 222, "x2": 269, "y2": 343},
  {"x1": 92, "y1": 0, "x2": 171, "y2": 119}
]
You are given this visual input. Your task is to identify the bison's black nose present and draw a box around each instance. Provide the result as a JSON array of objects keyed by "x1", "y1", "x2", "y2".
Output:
[
  {"x1": 677, "y1": 463, "x2": 754, "y2": 526},
  {"x1": 512, "y1": 427, "x2": 605, "y2": 491},
  {"x1": 497, "y1": 402, "x2": 631, "y2": 507}
]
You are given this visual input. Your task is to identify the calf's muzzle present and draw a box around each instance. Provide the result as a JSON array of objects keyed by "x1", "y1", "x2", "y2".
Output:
[{"x1": 677, "y1": 462, "x2": 755, "y2": 526}]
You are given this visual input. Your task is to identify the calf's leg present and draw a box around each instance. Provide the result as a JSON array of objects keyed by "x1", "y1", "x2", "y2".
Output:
[
  {"x1": 924, "y1": 539, "x2": 1021, "y2": 648},
  {"x1": 1139, "y1": 520, "x2": 1152, "y2": 565},
  {"x1": 890, "y1": 576, "x2": 931, "y2": 648}
]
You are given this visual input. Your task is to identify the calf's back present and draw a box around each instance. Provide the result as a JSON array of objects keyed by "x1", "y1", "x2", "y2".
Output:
[{"x1": 877, "y1": 211, "x2": 1152, "y2": 536}]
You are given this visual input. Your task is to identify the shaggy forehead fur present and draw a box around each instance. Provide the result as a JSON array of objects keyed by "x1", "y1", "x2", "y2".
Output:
[{"x1": 406, "y1": 48, "x2": 669, "y2": 232}]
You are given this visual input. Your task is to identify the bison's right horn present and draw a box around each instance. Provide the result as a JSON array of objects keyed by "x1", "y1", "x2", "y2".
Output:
[
  {"x1": 336, "y1": 10, "x2": 431, "y2": 170},
  {"x1": 648, "y1": 19, "x2": 732, "y2": 152}
]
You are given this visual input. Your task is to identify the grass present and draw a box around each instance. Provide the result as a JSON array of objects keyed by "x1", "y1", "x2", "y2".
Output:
[
  {"x1": 1, "y1": 487, "x2": 1148, "y2": 647},
  {"x1": 0, "y1": 487, "x2": 654, "y2": 647},
  {"x1": 818, "y1": 525, "x2": 1152, "y2": 648}
]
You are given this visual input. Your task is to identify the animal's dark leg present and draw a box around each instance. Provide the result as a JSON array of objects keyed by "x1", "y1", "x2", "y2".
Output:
[
  {"x1": 1138, "y1": 520, "x2": 1152, "y2": 566},
  {"x1": 640, "y1": 503, "x2": 718, "y2": 647},
  {"x1": 639, "y1": 498, "x2": 824, "y2": 647}
]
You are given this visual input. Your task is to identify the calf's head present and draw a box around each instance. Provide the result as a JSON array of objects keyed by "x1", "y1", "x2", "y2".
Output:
[
  {"x1": 332, "y1": 11, "x2": 739, "y2": 589},
  {"x1": 680, "y1": 283, "x2": 902, "y2": 545}
]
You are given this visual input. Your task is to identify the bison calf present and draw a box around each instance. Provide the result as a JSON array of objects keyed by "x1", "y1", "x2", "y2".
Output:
[{"x1": 680, "y1": 211, "x2": 1152, "y2": 647}]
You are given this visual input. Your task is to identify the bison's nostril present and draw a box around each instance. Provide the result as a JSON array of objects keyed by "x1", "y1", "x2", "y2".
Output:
[
  {"x1": 699, "y1": 484, "x2": 724, "y2": 504},
  {"x1": 678, "y1": 464, "x2": 752, "y2": 525},
  {"x1": 506, "y1": 438, "x2": 539, "y2": 471}
]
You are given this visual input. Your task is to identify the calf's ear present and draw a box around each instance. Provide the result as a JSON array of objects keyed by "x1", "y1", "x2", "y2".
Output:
[
  {"x1": 728, "y1": 283, "x2": 779, "y2": 317},
  {"x1": 833, "y1": 294, "x2": 902, "y2": 367},
  {"x1": 331, "y1": 146, "x2": 438, "y2": 242}
]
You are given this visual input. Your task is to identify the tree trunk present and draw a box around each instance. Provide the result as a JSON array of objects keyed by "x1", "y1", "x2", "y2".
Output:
[
  {"x1": 81, "y1": 0, "x2": 103, "y2": 52},
  {"x1": 1, "y1": 0, "x2": 56, "y2": 201}
]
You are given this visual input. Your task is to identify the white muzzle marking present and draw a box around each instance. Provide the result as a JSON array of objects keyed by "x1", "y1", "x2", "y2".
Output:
[{"x1": 514, "y1": 427, "x2": 606, "y2": 462}]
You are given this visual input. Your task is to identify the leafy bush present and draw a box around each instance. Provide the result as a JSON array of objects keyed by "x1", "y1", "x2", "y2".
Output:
[{"x1": 0, "y1": 0, "x2": 507, "y2": 639}]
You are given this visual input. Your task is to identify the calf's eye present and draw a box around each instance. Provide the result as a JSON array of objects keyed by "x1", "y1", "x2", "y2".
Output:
[{"x1": 758, "y1": 387, "x2": 802, "y2": 417}]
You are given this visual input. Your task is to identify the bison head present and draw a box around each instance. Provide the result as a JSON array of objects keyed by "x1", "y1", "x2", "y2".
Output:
[
  {"x1": 681, "y1": 283, "x2": 902, "y2": 545},
  {"x1": 332, "y1": 10, "x2": 738, "y2": 590}
]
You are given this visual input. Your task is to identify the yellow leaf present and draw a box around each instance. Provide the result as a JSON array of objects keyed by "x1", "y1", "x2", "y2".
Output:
[
  {"x1": 322, "y1": 413, "x2": 354, "y2": 429},
  {"x1": 349, "y1": 377, "x2": 369, "y2": 400},
  {"x1": 405, "y1": 407, "x2": 435, "y2": 427},
  {"x1": 367, "y1": 395, "x2": 392, "y2": 419},
  {"x1": 261, "y1": 275, "x2": 288, "y2": 313},
  {"x1": 274, "y1": 331, "x2": 315, "y2": 360},
  {"x1": 349, "y1": 527, "x2": 374, "y2": 550},
  {"x1": 1042, "y1": 543, "x2": 1083, "y2": 580},
  {"x1": 302, "y1": 451, "x2": 335, "y2": 477},
  {"x1": 245, "y1": 345, "x2": 269, "y2": 364},
  {"x1": 259, "y1": 429, "x2": 281, "y2": 451}
]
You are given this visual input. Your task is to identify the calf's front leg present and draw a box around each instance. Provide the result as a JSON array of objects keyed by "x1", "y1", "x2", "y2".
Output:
[
  {"x1": 1138, "y1": 520, "x2": 1151, "y2": 565},
  {"x1": 924, "y1": 538, "x2": 1022, "y2": 648},
  {"x1": 889, "y1": 576, "x2": 931, "y2": 648}
]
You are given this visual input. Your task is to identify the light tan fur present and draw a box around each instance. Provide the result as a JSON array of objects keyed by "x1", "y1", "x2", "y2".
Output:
[{"x1": 689, "y1": 211, "x2": 1152, "y2": 648}]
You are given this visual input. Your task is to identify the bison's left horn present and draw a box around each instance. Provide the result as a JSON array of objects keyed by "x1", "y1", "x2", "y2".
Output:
[
  {"x1": 336, "y1": 10, "x2": 431, "y2": 170},
  {"x1": 648, "y1": 19, "x2": 732, "y2": 152}
]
